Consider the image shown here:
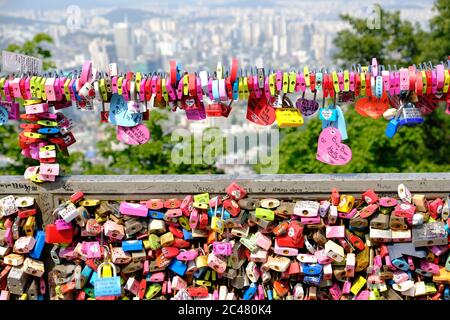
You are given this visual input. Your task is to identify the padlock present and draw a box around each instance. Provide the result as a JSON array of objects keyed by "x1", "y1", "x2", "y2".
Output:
[
  {"x1": 337, "y1": 195, "x2": 355, "y2": 213},
  {"x1": 294, "y1": 200, "x2": 319, "y2": 217},
  {"x1": 274, "y1": 201, "x2": 295, "y2": 217},
  {"x1": 238, "y1": 198, "x2": 260, "y2": 210},
  {"x1": 222, "y1": 199, "x2": 241, "y2": 217},
  {"x1": 255, "y1": 207, "x2": 274, "y2": 221},
  {"x1": 371, "y1": 213, "x2": 390, "y2": 230},
  {"x1": 225, "y1": 182, "x2": 247, "y2": 201},
  {"x1": 260, "y1": 198, "x2": 281, "y2": 209},
  {"x1": 267, "y1": 255, "x2": 290, "y2": 272},
  {"x1": 207, "y1": 253, "x2": 227, "y2": 273},
  {"x1": 398, "y1": 103, "x2": 424, "y2": 126},
  {"x1": 359, "y1": 204, "x2": 379, "y2": 218}
]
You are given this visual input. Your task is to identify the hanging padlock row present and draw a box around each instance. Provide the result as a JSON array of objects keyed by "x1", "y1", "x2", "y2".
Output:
[
  {"x1": 2, "y1": 182, "x2": 449, "y2": 300},
  {"x1": 1, "y1": 57, "x2": 449, "y2": 181}
]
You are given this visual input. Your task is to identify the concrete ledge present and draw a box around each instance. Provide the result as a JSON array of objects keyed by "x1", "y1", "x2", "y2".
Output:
[{"x1": 1, "y1": 173, "x2": 449, "y2": 226}]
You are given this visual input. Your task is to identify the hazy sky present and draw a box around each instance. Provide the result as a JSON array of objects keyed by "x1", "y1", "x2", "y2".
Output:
[{"x1": 0, "y1": 0, "x2": 436, "y2": 11}]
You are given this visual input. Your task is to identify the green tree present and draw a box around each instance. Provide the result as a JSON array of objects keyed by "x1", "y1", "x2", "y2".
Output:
[
  {"x1": 5, "y1": 33, "x2": 56, "y2": 70},
  {"x1": 275, "y1": 1, "x2": 450, "y2": 174},
  {"x1": 333, "y1": 5, "x2": 425, "y2": 67},
  {"x1": 81, "y1": 110, "x2": 222, "y2": 174},
  {"x1": 420, "y1": 0, "x2": 450, "y2": 62}
]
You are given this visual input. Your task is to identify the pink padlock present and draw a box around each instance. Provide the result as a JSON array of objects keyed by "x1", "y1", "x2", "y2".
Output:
[
  {"x1": 82, "y1": 241, "x2": 101, "y2": 259},
  {"x1": 374, "y1": 255, "x2": 383, "y2": 268},
  {"x1": 59, "y1": 246, "x2": 75, "y2": 260},
  {"x1": 212, "y1": 242, "x2": 232, "y2": 256},
  {"x1": 340, "y1": 208, "x2": 357, "y2": 219},
  {"x1": 314, "y1": 249, "x2": 333, "y2": 265},
  {"x1": 166, "y1": 209, "x2": 182, "y2": 218},
  {"x1": 300, "y1": 216, "x2": 321, "y2": 225},
  {"x1": 379, "y1": 197, "x2": 398, "y2": 207},
  {"x1": 171, "y1": 276, "x2": 187, "y2": 291},
  {"x1": 428, "y1": 245, "x2": 448, "y2": 256},
  {"x1": 385, "y1": 255, "x2": 396, "y2": 271},
  {"x1": 143, "y1": 260, "x2": 149, "y2": 276},
  {"x1": 55, "y1": 219, "x2": 72, "y2": 231},
  {"x1": 149, "y1": 272, "x2": 165, "y2": 282},
  {"x1": 407, "y1": 256, "x2": 415, "y2": 270},
  {"x1": 274, "y1": 241, "x2": 298, "y2": 256},
  {"x1": 189, "y1": 208, "x2": 199, "y2": 229},
  {"x1": 103, "y1": 220, "x2": 125, "y2": 240},
  {"x1": 180, "y1": 195, "x2": 193, "y2": 216},
  {"x1": 428, "y1": 198, "x2": 443, "y2": 219},
  {"x1": 255, "y1": 232, "x2": 272, "y2": 251},
  {"x1": 25, "y1": 103, "x2": 49, "y2": 115},
  {"x1": 355, "y1": 290, "x2": 370, "y2": 300},
  {"x1": 13, "y1": 236, "x2": 36, "y2": 254},
  {"x1": 176, "y1": 249, "x2": 199, "y2": 261},
  {"x1": 40, "y1": 163, "x2": 59, "y2": 176},
  {"x1": 120, "y1": 202, "x2": 148, "y2": 217},
  {"x1": 125, "y1": 277, "x2": 140, "y2": 296},
  {"x1": 420, "y1": 261, "x2": 440, "y2": 274},
  {"x1": 325, "y1": 225, "x2": 345, "y2": 239},
  {"x1": 0, "y1": 290, "x2": 10, "y2": 301},
  {"x1": 38, "y1": 174, "x2": 56, "y2": 182},
  {"x1": 342, "y1": 280, "x2": 352, "y2": 294},
  {"x1": 329, "y1": 283, "x2": 341, "y2": 300},
  {"x1": 207, "y1": 252, "x2": 227, "y2": 273}
]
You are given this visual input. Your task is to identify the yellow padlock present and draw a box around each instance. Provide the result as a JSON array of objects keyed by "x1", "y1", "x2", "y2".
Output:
[
  {"x1": 275, "y1": 108, "x2": 304, "y2": 128},
  {"x1": 337, "y1": 195, "x2": 355, "y2": 213},
  {"x1": 79, "y1": 199, "x2": 101, "y2": 207}
]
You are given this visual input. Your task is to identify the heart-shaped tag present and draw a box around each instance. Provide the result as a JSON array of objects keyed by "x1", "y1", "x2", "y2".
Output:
[
  {"x1": 316, "y1": 127, "x2": 352, "y2": 166},
  {"x1": 355, "y1": 97, "x2": 388, "y2": 119},
  {"x1": 320, "y1": 109, "x2": 334, "y2": 120},
  {"x1": 109, "y1": 94, "x2": 143, "y2": 127},
  {"x1": 296, "y1": 98, "x2": 319, "y2": 116},
  {"x1": 117, "y1": 124, "x2": 150, "y2": 145},
  {"x1": 185, "y1": 99, "x2": 195, "y2": 108}
]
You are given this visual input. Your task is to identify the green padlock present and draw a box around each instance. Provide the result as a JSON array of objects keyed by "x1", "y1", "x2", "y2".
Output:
[
  {"x1": 178, "y1": 216, "x2": 191, "y2": 231},
  {"x1": 255, "y1": 208, "x2": 275, "y2": 221},
  {"x1": 149, "y1": 234, "x2": 161, "y2": 250},
  {"x1": 145, "y1": 283, "x2": 162, "y2": 300}
]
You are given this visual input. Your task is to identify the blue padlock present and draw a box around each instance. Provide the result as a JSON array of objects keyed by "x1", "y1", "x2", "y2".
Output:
[
  {"x1": 122, "y1": 240, "x2": 143, "y2": 252},
  {"x1": 29, "y1": 230, "x2": 45, "y2": 259},
  {"x1": 385, "y1": 118, "x2": 400, "y2": 138},
  {"x1": 38, "y1": 127, "x2": 60, "y2": 135},
  {"x1": 183, "y1": 229, "x2": 192, "y2": 240},
  {"x1": 398, "y1": 103, "x2": 424, "y2": 127},
  {"x1": 90, "y1": 271, "x2": 98, "y2": 286},
  {"x1": 267, "y1": 288, "x2": 273, "y2": 300},
  {"x1": 303, "y1": 273, "x2": 322, "y2": 286},
  {"x1": 81, "y1": 265, "x2": 93, "y2": 282},
  {"x1": 37, "y1": 295, "x2": 44, "y2": 300},
  {"x1": 243, "y1": 283, "x2": 257, "y2": 300},
  {"x1": 301, "y1": 263, "x2": 323, "y2": 275},
  {"x1": 208, "y1": 207, "x2": 230, "y2": 220},
  {"x1": 444, "y1": 287, "x2": 450, "y2": 300},
  {"x1": 169, "y1": 259, "x2": 187, "y2": 276},
  {"x1": 193, "y1": 267, "x2": 207, "y2": 279},
  {"x1": 392, "y1": 257, "x2": 409, "y2": 271},
  {"x1": 232, "y1": 80, "x2": 239, "y2": 100},
  {"x1": 148, "y1": 210, "x2": 165, "y2": 219}
]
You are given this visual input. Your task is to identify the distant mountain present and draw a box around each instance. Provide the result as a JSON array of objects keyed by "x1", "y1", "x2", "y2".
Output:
[{"x1": 101, "y1": 8, "x2": 162, "y2": 24}]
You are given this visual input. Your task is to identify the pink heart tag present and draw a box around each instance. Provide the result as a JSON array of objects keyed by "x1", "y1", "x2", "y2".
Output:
[
  {"x1": 117, "y1": 124, "x2": 150, "y2": 145},
  {"x1": 316, "y1": 127, "x2": 352, "y2": 166}
]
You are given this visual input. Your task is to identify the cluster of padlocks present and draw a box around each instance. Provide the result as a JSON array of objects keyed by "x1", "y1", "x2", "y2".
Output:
[{"x1": 1, "y1": 182, "x2": 450, "y2": 300}]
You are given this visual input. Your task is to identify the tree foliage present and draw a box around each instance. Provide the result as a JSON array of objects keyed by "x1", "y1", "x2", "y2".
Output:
[
  {"x1": 276, "y1": 1, "x2": 450, "y2": 174},
  {"x1": 80, "y1": 110, "x2": 222, "y2": 174}
]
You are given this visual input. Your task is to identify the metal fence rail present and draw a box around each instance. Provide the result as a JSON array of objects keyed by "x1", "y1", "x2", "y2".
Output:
[{"x1": 0, "y1": 173, "x2": 449, "y2": 227}]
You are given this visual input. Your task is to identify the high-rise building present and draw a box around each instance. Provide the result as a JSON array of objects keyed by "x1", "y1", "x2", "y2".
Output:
[
  {"x1": 114, "y1": 20, "x2": 135, "y2": 68},
  {"x1": 89, "y1": 38, "x2": 110, "y2": 71}
]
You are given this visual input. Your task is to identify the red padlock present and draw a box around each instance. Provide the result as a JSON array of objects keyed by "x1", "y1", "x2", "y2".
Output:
[
  {"x1": 273, "y1": 221, "x2": 289, "y2": 236},
  {"x1": 198, "y1": 212, "x2": 209, "y2": 229},
  {"x1": 362, "y1": 189, "x2": 378, "y2": 204},
  {"x1": 428, "y1": 198, "x2": 443, "y2": 219},
  {"x1": 225, "y1": 182, "x2": 247, "y2": 201},
  {"x1": 331, "y1": 188, "x2": 340, "y2": 206},
  {"x1": 164, "y1": 198, "x2": 182, "y2": 209},
  {"x1": 223, "y1": 198, "x2": 241, "y2": 217},
  {"x1": 45, "y1": 224, "x2": 73, "y2": 244},
  {"x1": 168, "y1": 226, "x2": 184, "y2": 239},
  {"x1": 70, "y1": 191, "x2": 84, "y2": 204},
  {"x1": 172, "y1": 238, "x2": 190, "y2": 249}
]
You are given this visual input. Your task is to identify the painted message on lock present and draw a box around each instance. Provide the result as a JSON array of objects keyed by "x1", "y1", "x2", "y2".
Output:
[{"x1": 316, "y1": 127, "x2": 352, "y2": 166}]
